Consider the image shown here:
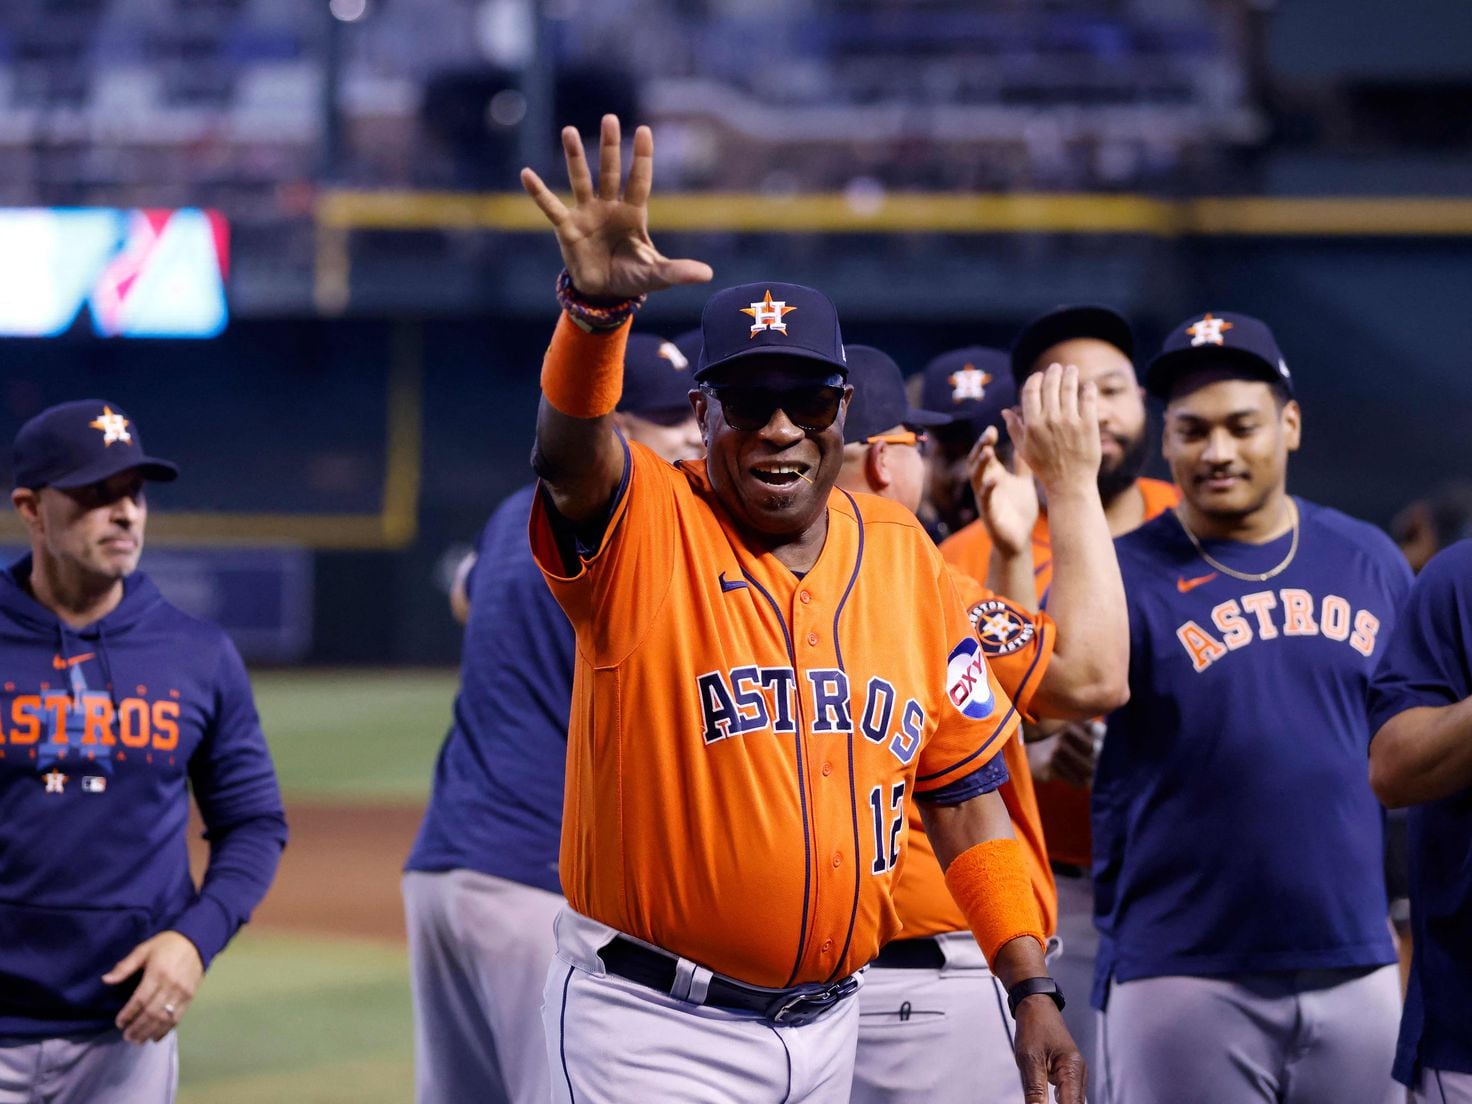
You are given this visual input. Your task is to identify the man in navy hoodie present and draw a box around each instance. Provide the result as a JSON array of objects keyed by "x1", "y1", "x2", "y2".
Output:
[{"x1": 0, "y1": 400, "x2": 287, "y2": 1102}]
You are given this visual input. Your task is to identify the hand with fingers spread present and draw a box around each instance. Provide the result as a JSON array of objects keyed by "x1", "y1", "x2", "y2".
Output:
[
  {"x1": 968, "y1": 424, "x2": 1040, "y2": 560},
  {"x1": 1003, "y1": 363, "x2": 1101, "y2": 500},
  {"x1": 104, "y1": 931, "x2": 203, "y2": 1044},
  {"x1": 520, "y1": 114, "x2": 712, "y2": 301}
]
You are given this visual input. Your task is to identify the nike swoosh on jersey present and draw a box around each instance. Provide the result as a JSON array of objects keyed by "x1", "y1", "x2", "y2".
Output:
[
  {"x1": 1176, "y1": 572, "x2": 1218, "y2": 593},
  {"x1": 718, "y1": 572, "x2": 748, "y2": 592},
  {"x1": 51, "y1": 653, "x2": 96, "y2": 670}
]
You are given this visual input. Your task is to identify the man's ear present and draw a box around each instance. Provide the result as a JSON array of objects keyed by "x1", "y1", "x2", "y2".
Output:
[
  {"x1": 1281, "y1": 400, "x2": 1303, "y2": 453},
  {"x1": 864, "y1": 442, "x2": 891, "y2": 492},
  {"x1": 11, "y1": 488, "x2": 41, "y2": 532},
  {"x1": 690, "y1": 390, "x2": 711, "y2": 445}
]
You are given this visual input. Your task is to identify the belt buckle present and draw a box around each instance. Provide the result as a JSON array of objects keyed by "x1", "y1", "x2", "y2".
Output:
[{"x1": 767, "y1": 975, "x2": 858, "y2": 1026}]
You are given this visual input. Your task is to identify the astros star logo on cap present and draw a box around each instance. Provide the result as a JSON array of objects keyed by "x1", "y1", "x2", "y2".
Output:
[
  {"x1": 741, "y1": 290, "x2": 797, "y2": 338},
  {"x1": 1186, "y1": 313, "x2": 1233, "y2": 347},
  {"x1": 88, "y1": 406, "x2": 132, "y2": 446},
  {"x1": 949, "y1": 366, "x2": 991, "y2": 403}
]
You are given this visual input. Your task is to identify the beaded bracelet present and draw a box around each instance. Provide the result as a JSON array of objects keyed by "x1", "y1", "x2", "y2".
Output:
[{"x1": 555, "y1": 269, "x2": 647, "y2": 333}]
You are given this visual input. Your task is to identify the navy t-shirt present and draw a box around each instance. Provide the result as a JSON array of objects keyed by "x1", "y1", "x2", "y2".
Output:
[
  {"x1": 1092, "y1": 499, "x2": 1411, "y2": 1006},
  {"x1": 405, "y1": 484, "x2": 575, "y2": 894},
  {"x1": 1368, "y1": 539, "x2": 1472, "y2": 1083}
]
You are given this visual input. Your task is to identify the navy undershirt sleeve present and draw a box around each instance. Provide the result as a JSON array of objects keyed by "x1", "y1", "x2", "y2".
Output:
[
  {"x1": 915, "y1": 752, "x2": 1010, "y2": 806},
  {"x1": 538, "y1": 434, "x2": 633, "y2": 575}
]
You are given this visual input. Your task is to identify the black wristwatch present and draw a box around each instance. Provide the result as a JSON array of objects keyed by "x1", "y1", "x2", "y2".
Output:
[{"x1": 1007, "y1": 976, "x2": 1066, "y2": 1018}]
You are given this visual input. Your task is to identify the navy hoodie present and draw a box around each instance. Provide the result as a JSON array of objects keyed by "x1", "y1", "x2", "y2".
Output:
[{"x1": 0, "y1": 556, "x2": 288, "y2": 1037}]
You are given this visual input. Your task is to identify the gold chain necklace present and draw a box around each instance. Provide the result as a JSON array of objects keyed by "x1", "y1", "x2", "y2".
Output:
[{"x1": 1176, "y1": 498, "x2": 1300, "y2": 583}]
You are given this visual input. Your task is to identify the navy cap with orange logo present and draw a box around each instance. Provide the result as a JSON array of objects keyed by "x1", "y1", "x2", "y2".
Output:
[
  {"x1": 919, "y1": 346, "x2": 1016, "y2": 440},
  {"x1": 619, "y1": 332, "x2": 697, "y2": 419},
  {"x1": 694, "y1": 282, "x2": 848, "y2": 382},
  {"x1": 1147, "y1": 311, "x2": 1294, "y2": 401},
  {"x1": 12, "y1": 399, "x2": 178, "y2": 491}
]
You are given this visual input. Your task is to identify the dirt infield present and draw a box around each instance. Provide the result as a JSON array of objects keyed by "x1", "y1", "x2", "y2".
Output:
[{"x1": 191, "y1": 801, "x2": 423, "y2": 943}]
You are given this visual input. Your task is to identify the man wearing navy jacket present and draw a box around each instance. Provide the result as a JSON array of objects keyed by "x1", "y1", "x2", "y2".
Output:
[{"x1": 0, "y1": 400, "x2": 287, "y2": 1102}]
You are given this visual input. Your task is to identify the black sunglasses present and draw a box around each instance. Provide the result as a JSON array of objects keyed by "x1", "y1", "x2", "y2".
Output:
[{"x1": 700, "y1": 384, "x2": 846, "y2": 433}]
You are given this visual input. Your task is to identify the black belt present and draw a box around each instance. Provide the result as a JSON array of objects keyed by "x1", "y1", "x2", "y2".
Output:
[
  {"x1": 1050, "y1": 860, "x2": 1089, "y2": 880},
  {"x1": 600, "y1": 937, "x2": 859, "y2": 1026},
  {"x1": 872, "y1": 937, "x2": 946, "y2": 970}
]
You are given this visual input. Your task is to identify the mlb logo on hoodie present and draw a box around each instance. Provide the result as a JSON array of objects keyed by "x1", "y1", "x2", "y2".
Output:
[{"x1": 81, "y1": 776, "x2": 107, "y2": 794}]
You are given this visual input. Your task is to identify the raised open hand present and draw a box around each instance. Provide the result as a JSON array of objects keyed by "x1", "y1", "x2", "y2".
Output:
[
  {"x1": 520, "y1": 115, "x2": 713, "y2": 301},
  {"x1": 1002, "y1": 362, "x2": 1101, "y2": 497},
  {"x1": 968, "y1": 424, "x2": 1040, "y2": 559}
]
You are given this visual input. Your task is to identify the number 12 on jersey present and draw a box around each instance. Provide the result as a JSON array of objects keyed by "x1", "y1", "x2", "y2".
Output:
[{"x1": 869, "y1": 781, "x2": 906, "y2": 874}]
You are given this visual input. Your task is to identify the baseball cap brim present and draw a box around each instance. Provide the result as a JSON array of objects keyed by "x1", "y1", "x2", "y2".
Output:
[
  {"x1": 1145, "y1": 346, "x2": 1283, "y2": 402},
  {"x1": 47, "y1": 455, "x2": 179, "y2": 490},
  {"x1": 695, "y1": 345, "x2": 849, "y2": 383},
  {"x1": 1011, "y1": 306, "x2": 1134, "y2": 384},
  {"x1": 902, "y1": 407, "x2": 953, "y2": 429}
]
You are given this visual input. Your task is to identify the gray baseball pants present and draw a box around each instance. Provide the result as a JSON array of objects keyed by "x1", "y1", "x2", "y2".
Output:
[
  {"x1": 544, "y1": 906, "x2": 860, "y2": 1104},
  {"x1": 1051, "y1": 870, "x2": 1099, "y2": 1072},
  {"x1": 852, "y1": 931, "x2": 1070, "y2": 1103},
  {"x1": 1414, "y1": 1069, "x2": 1472, "y2": 1103},
  {"x1": 403, "y1": 869, "x2": 564, "y2": 1104},
  {"x1": 1097, "y1": 966, "x2": 1401, "y2": 1104},
  {"x1": 0, "y1": 1029, "x2": 176, "y2": 1104}
]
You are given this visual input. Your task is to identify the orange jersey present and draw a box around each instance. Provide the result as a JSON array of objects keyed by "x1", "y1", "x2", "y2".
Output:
[
  {"x1": 938, "y1": 477, "x2": 1179, "y2": 868},
  {"x1": 890, "y1": 567, "x2": 1059, "y2": 938},
  {"x1": 530, "y1": 441, "x2": 1022, "y2": 988}
]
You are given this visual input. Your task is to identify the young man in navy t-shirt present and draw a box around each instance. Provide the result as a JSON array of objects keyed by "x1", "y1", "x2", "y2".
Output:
[
  {"x1": 1091, "y1": 313, "x2": 1411, "y2": 1103},
  {"x1": 0, "y1": 400, "x2": 287, "y2": 1103},
  {"x1": 1369, "y1": 540, "x2": 1472, "y2": 1103}
]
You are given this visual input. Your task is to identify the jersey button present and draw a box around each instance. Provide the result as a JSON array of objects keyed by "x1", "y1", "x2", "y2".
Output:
[
  {"x1": 821, "y1": 939, "x2": 834, "y2": 954},
  {"x1": 806, "y1": 631, "x2": 819, "y2": 647},
  {"x1": 799, "y1": 590, "x2": 812, "y2": 604},
  {"x1": 832, "y1": 853, "x2": 842, "y2": 868},
  {"x1": 821, "y1": 762, "x2": 832, "y2": 777}
]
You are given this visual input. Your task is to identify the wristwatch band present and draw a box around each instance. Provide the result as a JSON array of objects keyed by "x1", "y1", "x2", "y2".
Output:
[{"x1": 1007, "y1": 976, "x2": 1065, "y2": 1018}]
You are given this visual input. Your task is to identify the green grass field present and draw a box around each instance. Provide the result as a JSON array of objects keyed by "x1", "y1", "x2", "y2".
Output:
[
  {"x1": 251, "y1": 668, "x2": 459, "y2": 802},
  {"x1": 178, "y1": 931, "x2": 415, "y2": 1103},
  {"x1": 178, "y1": 668, "x2": 457, "y2": 1102}
]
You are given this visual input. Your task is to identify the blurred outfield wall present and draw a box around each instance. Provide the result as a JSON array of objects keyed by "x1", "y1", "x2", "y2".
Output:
[{"x1": 2, "y1": 222, "x2": 1469, "y2": 665}]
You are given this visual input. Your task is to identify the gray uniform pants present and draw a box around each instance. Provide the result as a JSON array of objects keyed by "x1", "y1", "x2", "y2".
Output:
[
  {"x1": 851, "y1": 932, "x2": 1072, "y2": 1103},
  {"x1": 403, "y1": 869, "x2": 564, "y2": 1104},
  {"x1": 1052, "y1": 870, "x2": 1099, "y2": 1070},
  {"x1": 1414, "y1": 1069, "x2": 1472, "y2": 1103},
  {"x1": 1098, "y1": 966, "x2": 1401, "y2": 1104},
  {"x1": 545, "y1": 907, "x2": 860, "y2": 1104},
  {"x1": 851, "y1": 934, "x2": 1018, "y2": 1104},
  {"x1": 0, "y1": 1029, "x2": 177, "y2": 1104}
]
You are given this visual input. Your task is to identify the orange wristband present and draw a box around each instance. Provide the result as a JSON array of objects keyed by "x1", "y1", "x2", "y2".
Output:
[
  {"x1": 943, "y1": 837, "x2": 1046, "y2": 966},
  {"x1": 540, "y1": 312, "x2": 631, "y2": 419}
]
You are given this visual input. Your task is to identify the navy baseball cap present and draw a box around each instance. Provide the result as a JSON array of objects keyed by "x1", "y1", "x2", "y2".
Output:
[
  {"x1": 694, "y1": 282, "x2": 848, "y2": 382},
  {"x1": 672, "y1": 327, "x2": 703, "y2": 372},
  {"x1": 842, "y1": 346, "x2": 952, "y2": 445},
  {"x1": 12, "y1": 399, "x2": 178, "y2": 491},
  {"x1": 919, "y1": 347, "x2": 1017, "y2": 439},
  {"x1": 1146, "y1": 311, "x2": 1294, "y2": 401},
  {"x1": 1010, "y1": 305, "x2": 1135, "y2": 385},
  {"x1": 618, "y1": 333, "x2": 696, "y2": 418}
]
